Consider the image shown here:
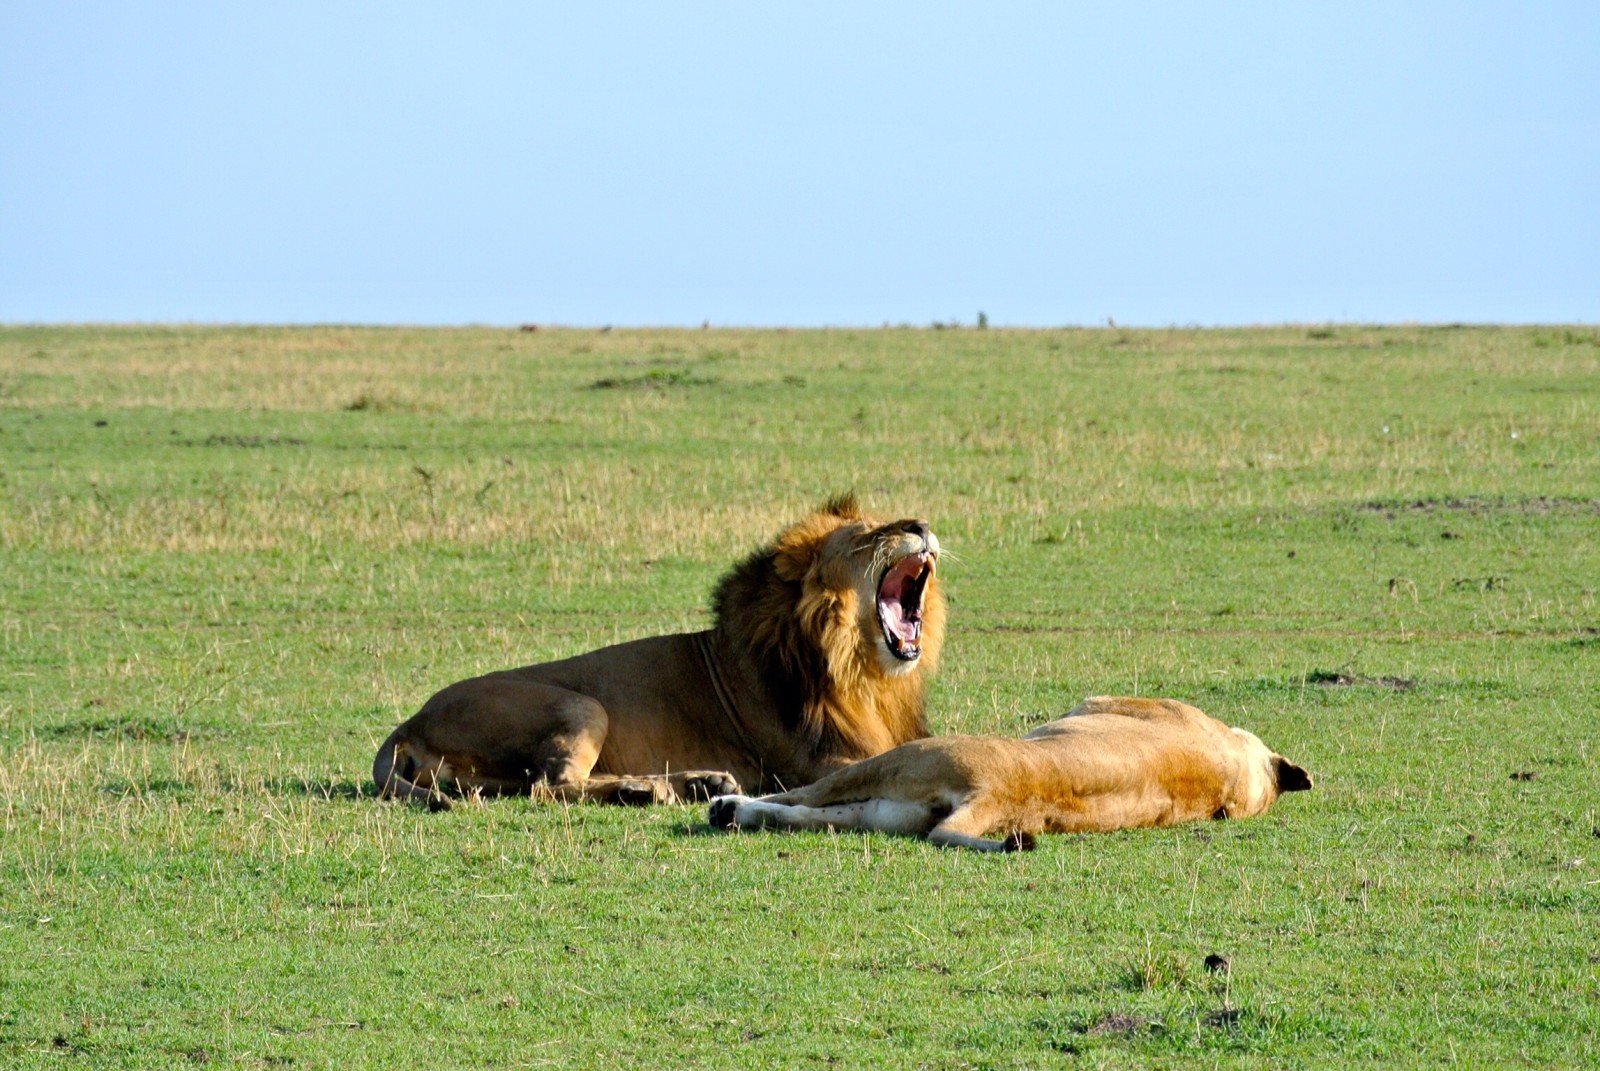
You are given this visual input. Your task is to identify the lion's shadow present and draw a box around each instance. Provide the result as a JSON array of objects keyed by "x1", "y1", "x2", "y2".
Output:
[{"x1": 265, "y1": 777, "x2": 369, "y2": 802}]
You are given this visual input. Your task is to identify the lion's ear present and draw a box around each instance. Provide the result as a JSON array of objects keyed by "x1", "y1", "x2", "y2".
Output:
[
  {"x1": 773, "y1": 501, "x2": 858, "y2": 582},
  {"x1": 772, "y1": 519, "x2": 832, "y2": 582},
  {"x1": 772, "y1": 544, "x2": 813, "y2": 582},
  {"x1": 1273, "y1": 756, "x2": 1312, "y2": 793},
  {"x1": 821, "y1": 492, "x2": 862, "y2": 520}
]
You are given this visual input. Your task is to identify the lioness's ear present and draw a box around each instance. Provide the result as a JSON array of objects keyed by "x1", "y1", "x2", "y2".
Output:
[
  {"x1": 1273, "y1": 757, "x2": 1312, "y2": 793},
  {"x1": 821, "y1": 492, "x2": 862, "y2": 520}
]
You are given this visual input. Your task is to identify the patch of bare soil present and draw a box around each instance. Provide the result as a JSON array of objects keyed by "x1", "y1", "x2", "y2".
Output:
[
  {"x1": 1086, "y1": 1013, "x2": 1155, "y2": 1037},
  {"x1": 1359, "y1": 496, "x2": 1599, "y2": 518},
  {"x1": 1305, "y1": 671, "x2": 1415, "y2": 690}
]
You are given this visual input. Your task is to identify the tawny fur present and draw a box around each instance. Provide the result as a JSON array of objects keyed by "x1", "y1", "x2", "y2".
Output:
[
  {"x1": 709, "y1": 697, "x2": 1312, "y2": 851},
  {"x1": 373, "y1": 495, "x2": 945, "y2": 807}
]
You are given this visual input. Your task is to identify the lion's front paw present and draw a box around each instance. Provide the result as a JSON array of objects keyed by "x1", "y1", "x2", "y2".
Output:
[
  {"x1": 681, "y1": 771, "x2": 741, "y2": 802},
  {"x1": 707, "y1": 795, "x2": 749, "y2": 830},
  {"x1": 613, "y1": 780, "x2": 662, "y2": 807}
]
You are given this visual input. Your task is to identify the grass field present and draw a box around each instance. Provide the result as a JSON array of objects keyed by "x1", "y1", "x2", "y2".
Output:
[{"x1": 2, "y1": 324, "x2": 1597, "y2": 1068}]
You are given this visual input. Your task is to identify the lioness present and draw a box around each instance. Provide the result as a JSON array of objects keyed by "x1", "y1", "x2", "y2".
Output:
[
  {"x1": 374, "y1": 495, "x2": 944, "y2": 807},
  {"x1": 709, "y1": 696, "x2": 1311, "y2": 851}
]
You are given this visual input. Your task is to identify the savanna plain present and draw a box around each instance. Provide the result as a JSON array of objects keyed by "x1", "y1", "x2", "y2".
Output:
[{"x1": 1, "y1": 324, "x2": 1597, "y2": 1069}]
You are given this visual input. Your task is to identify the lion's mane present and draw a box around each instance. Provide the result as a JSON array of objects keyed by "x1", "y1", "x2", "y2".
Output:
[{"x1": 711, "y1": 493, "x2": 945, "y2": 769}]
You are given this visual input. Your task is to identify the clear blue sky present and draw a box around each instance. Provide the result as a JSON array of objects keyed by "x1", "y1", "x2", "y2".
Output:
[{"x1": 3, "y1": 2, "x2": 1595, "y2": 327}]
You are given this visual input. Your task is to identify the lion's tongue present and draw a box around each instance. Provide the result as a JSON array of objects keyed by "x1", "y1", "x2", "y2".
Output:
[
  {"x1": 881, "y1": 597, "x2": 918, "y2": 644},
  {"x1": 879, "y1": 557, "x2": 926, "y2": 645}
]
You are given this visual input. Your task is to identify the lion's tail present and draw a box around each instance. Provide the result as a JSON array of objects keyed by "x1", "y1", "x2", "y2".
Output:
[
  {"x1": 373, "y1": 731, "x2": 453, "y2": 811},
  {"x1": 371, "y1": 729, "x2": 403, "y2": 795}
]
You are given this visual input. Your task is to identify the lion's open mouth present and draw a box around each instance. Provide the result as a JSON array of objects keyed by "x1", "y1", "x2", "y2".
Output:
[{"x1": 877, "y1": 552, "x2": 935, "y2": 662}]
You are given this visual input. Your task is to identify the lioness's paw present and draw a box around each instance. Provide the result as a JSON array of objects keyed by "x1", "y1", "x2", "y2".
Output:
[
  {"x1": 1001, "y1": 831, "x2": 1037, "y2": 853},
  {"x1": 682, "y1": 772, "x2": 741, "y2": 802},
  {"x1": 708, "y1": 795, "x2": 749, "y2": 830}
]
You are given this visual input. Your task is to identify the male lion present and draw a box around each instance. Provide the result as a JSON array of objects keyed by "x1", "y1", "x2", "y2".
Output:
[
  {"x1": 373, "y1": 495, "x2": 944, "y2": 807},
  {"x1": 709, "y1": 696, "x2": 1311, "y2": 851}
]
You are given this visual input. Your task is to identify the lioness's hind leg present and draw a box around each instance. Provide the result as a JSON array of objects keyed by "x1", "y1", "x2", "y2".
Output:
[{"x1": 927, "y1": 800, "x2": 1035, "y2": 853}]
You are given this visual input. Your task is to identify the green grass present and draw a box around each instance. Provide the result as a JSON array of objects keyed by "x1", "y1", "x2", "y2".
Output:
[{"x1": 2, "y1": 323, "x2": 1598, "y2": 1068}]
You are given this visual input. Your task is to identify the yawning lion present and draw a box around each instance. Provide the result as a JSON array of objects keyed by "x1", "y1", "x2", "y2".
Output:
[
  {"x1": 709, "y1": 696, "x2": 1311, "y2": 850},
  {"x1": 373, "y1": 494, "x2": 944, "y2": 806}
]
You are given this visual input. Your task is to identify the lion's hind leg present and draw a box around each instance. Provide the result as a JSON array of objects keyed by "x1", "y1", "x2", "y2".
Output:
[{"x1": 376, "y1": 680, "x2": 614, "y2": 806}]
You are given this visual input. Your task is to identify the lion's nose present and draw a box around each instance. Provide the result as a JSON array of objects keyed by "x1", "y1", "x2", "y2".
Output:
[{"x1": 903, "y1": 520, "x2": 931, "y2": 545}]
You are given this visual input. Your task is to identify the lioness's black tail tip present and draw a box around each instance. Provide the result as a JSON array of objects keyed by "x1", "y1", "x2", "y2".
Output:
[
  {"x1": 707, "y1": 797, "x2": 739, "y2": 830},
  {"x1": 1001, "y1": 831, "x2": 1037, "y2": 853}
]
